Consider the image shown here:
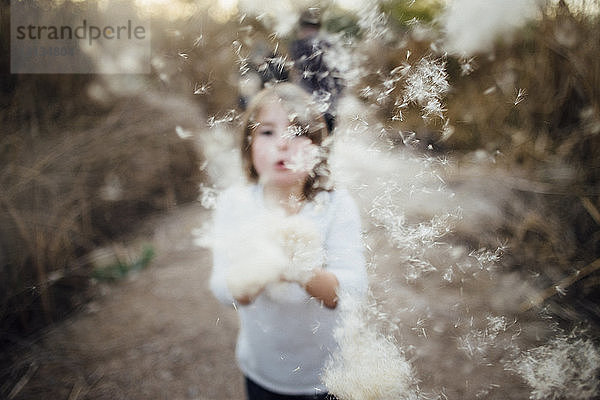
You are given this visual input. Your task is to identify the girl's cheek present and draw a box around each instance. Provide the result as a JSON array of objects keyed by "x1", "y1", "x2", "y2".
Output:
[{"x1": 251, "y1": 136, "x2": 269, "y2": 158}]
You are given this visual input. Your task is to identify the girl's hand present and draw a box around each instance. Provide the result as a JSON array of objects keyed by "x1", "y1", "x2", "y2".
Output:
[
  {"x1": 303, "y1": 269, "x2": 339, "y2": 309},
  {"x1": 274, "y1": 270, "x2": 338, "y2": 308},
  {"x1": 235, "y1": 294, "x2": 254, "y2": 306},
  {"x1": 235, "y1": 286, "x2": 264, "y2": 306}
]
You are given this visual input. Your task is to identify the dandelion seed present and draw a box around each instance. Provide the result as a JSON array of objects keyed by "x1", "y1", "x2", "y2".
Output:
[
  {"x1": 99, "y1": 173, "x2": 123, "y2": 201},
  {"x1": 460, "y1": 57, "x2": 476, "y2": 76},
  {"x1": 468, "y1": 246, "x2": 503, "y2": 271},
  {"x1": 232, "y1": 40, "x2": 242, "y2": 55},
  {"x1": 391, "y1": 63, "x2": 411, "y2": 77},
  {"x1": 194, "y1": 81, "x2": 212, "y2": 95},
  {"x1": 403, "y1": 57, "x2": 449, "y2": 121},
  {"x1": 192, "y1": 222, "x2": 214, "y2": 248},
  {"x1": 351, "y1": 115, "x2": 369, "y2": 126},
  {"x1": 514, "y1": 88, "x2": 527, "y2": 105},
  {"x1": 510, "y1": 334, "x2": 600, "y2": 400},
  {"x1": 476, "y1": 386, "x2": 497, "y2": 398},
  {"x1": 399, "y1": 131, "x2": 419, "y2": 147},
  {"x1": 442, "y1": 267, "x2": 454, "y2": 282},
  {"x1": 199, "y1": 160, "x2": 208, "y2": 172},
  {"x1": 555, "y1": 285, "x2": 567, "y2": 296},
  {"x1": 413, "y1": 318, "x2": 428, "y2": 338},
  {"x1": 486, "y1": 315, "x2": 508, "y2": 339},
  {"x1": 175, "y1": 125, "x2": 193, "y2": 139},
  {"x1": 323, "y1": 294, "x2": 418, "y2": 400},
  {"x1": 357, "y1": 7, "x2": 390, "y2": 41},
  {"x1": 312, "y1": 321, "x2": 320, "y2": 334},
  {"x1": 484, "y1": 86, "x2": 496, "y2": 95},
  {"x1": 207, "y1": 110, "x2": 239, "y2": 128},
  {"x1": 423, "y1": 98, "x2": 446, "y2": 120},
  {"x1": 382, "y1": 75, "x2": 399, "y2": 90},
  {"x1": 178, "y1": 51, "x2": 189, "y2": 59},
  {"x1": 239, "y1": 61, "x2": 250, "y2": 76},
  {"x1": 312, "y1": 91, "x2": 332, "y2": 113},
  {"x1": 377, "y1": 89, "x2": 394, "y2": 105},
  {"x1": 392, "y1": 111, "x2": 404, "y2": 121},
  {"x1": 193, "y1": 35, "x2": 204, "y2": 47},
  {"x1": 199, "y1": 185, "x2": 220, "y2": 210},
  {"x1": 268, "y1": 31, "x2": 281, "y2": 41}
]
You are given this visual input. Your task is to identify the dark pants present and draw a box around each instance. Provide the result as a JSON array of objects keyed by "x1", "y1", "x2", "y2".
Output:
[{"x1": 245, "y1": 377, "x2": 336, "y2": 400}]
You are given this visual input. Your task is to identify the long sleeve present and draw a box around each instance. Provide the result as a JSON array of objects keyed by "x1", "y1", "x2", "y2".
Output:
[
  {"x1": 324, "y1": 189, "x2": 368, "y2": 300},
  {"x1": 209, "y1": 188, "x2": 236, "y2": 306},
  {"x1": 208, "y1": 185, "x2": 369, "y2": 396}
]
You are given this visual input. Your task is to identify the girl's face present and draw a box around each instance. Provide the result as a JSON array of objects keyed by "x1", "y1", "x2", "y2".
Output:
[{"x1": 251, "y1": 100, "x2": 317, "y2": 193}]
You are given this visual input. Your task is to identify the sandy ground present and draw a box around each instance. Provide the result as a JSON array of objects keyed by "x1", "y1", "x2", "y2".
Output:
[
  {"x1": 9, "y1": 203, "x2": 245, "y2": 400},
  {"x1": 5, "y1": 201, "x2": 527, "y2": 400},
  {"x1": 5, "y1": 192, "x2": 596, "y2": 400}
]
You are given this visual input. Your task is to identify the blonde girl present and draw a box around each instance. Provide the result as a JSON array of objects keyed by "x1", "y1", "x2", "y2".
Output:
[{"x1": 210, "y1": 83, "x2": 367, "y2": 400}]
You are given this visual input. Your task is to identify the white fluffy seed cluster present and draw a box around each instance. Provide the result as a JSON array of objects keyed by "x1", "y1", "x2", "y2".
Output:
[
  {"x1": 284, "y1": 144, "x2": 323, "y2": 174},
  {"x1": 224, "y1": 212, "x2": 324, "y2": 300},
  {"x1": 511, "y1": 334, "x2": 600, "y2": 400},
  {"x1": 441, "y1": 0, "x2": 541, "y2": 55},
  {"x1": 322, "y1": 294, "x2": 418, "y2": 400}
]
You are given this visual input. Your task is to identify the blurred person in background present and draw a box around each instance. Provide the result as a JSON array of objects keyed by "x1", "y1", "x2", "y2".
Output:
[
  {"x1": 238, "y1": 40, "x2": 290, "y2": 111},
  {"x1": 289, "y1": 8, "x2": 345, "y2": 134}
]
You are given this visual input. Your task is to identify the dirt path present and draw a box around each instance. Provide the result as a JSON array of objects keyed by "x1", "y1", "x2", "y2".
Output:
[
  {"x1": 7, "y1": 184, "x2": 596, "y2": 400},
  {"x1": 11, "y1": 203, "x2": 245, "y2": 400}
]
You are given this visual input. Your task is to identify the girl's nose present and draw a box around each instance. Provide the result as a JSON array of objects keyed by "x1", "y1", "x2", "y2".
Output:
[{"x1": 276, "y1": 134, "x2": 289, "y2": 150}]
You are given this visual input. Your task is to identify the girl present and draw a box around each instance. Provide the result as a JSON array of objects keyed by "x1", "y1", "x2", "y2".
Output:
[{"x1": 210, "y1": 83, "x2": 367, "y2": 400}]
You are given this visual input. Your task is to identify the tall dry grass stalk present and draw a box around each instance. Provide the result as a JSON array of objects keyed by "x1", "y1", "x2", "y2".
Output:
[
  {"x1": 0, "y1": 0, "x2": 236, "y2": 338},
  {"x1": 349, "y1": 0, "x2": 599, "y2": 318},
  {"x1": 0, "y1": 90, "x2": 205, "y2": 336}
]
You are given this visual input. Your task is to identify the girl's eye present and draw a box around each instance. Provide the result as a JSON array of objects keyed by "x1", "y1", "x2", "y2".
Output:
[{"x1": 259, "y1": 129, "x2": 273, "y2": 136}]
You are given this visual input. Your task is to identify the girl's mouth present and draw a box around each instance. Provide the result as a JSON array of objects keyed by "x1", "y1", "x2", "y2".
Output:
[{"x1": 275, "y1": 160, "x2": 288, "y2": 170}]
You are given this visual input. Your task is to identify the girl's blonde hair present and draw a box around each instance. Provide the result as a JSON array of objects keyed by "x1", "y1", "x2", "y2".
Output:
[{"x1": 240, "y1": 83, "x2": 332, "y2": 200}]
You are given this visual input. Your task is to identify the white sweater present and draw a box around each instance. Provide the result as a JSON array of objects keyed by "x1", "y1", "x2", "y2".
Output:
[{"x1": 209, "y1": 184, "x2": 368, "y2": 395}]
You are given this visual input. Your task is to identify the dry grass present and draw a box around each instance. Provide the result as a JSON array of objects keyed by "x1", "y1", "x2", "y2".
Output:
[
  {"x1": 345, "y1": 1, "x2": 600, "y2": 326},
  {"x1": 1, "y1": 1, "x2": 599, "y2": 394},
  {"x1": 0, "y1": 87, "x2": 205, "y2": 337},
  {"x1": 442, "y1": 5, "x2": 600, "y2": 325},
  {"x1": 0, "y1": 0, "x2": 218, "y2": 339}
]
